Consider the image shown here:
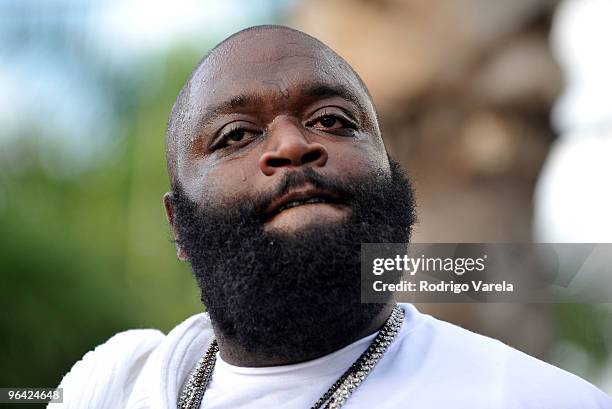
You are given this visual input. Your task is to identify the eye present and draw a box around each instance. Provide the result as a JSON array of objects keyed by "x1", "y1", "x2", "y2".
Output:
[
  {"x1": 227, "y1": 129, "x2": 249, "y2": 142},
  {"x1": 213, "y1": 123, "x2": 262, "y2": 150},
  {"x1": 308, "y1": 112, "x2": 357, "y2": 134},
  {"x1": 315, "y1": 115, "x2": 341, "y2": 129}
]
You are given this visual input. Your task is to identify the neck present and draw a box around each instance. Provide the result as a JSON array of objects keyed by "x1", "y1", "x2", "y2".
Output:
[{"x1": 212, "y1": 303, "x2": 395, "y2": 367}]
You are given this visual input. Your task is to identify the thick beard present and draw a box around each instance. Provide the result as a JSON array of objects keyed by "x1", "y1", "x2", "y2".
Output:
[{"x1": 170, "y1": 157, "x2": 416, "y2": 361}]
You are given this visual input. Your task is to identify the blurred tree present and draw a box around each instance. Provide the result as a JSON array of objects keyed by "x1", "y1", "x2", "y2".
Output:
[{"x1": 0, "y1": 49, "x2": 205, "y2": 391}]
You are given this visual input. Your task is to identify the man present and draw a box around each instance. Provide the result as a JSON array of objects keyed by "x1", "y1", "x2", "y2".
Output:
[{"x1": 53, "y1": 25, "x2": 611, "y2": 408}]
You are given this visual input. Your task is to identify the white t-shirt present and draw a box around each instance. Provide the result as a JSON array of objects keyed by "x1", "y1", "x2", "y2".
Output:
[{"x1": 52, "y1": 304, "x2": 612, "y2": 408}]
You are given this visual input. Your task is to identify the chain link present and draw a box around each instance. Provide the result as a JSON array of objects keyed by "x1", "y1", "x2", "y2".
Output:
[{"x1": 178, "y1": 305, "x2": 404, "y2": 409}]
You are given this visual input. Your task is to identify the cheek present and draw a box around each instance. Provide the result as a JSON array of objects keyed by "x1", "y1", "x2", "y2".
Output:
[
  {"x1": 179, "y1": 155, "x2": 261, "y2": 204},
  {"x1": 177, "y1": 156, "x2": 222, "y2": 204},
  {"x1": 327, "y1": 140, "x2": 390, "y2": 180},
  {"x1": 211, "y1": 161, "x2": 261, "y2": 201}
]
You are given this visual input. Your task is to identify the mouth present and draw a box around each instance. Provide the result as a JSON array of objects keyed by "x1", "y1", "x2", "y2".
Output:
[{"x1": 265, "y1": 186, "x2": 345, "y2": 220}]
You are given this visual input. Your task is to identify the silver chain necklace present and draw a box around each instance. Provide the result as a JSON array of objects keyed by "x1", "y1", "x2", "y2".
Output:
[{"x1": 178, "y1": 305, "x2": 404, "y2": 409}]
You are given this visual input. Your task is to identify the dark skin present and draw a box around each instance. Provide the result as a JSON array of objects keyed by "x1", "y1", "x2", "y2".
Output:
[{"x1": 163, "y1": 26, "x2": 394, "y2": 367}]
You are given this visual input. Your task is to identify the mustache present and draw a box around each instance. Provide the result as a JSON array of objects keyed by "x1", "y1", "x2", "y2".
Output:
[{"x1": 247, "y1": 168, "x2": 357, "y2": 220}]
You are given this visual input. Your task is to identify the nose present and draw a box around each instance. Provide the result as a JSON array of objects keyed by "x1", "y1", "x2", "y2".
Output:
[{"x1": 259, "y1": 118, "x2": 328, "y2": 176}]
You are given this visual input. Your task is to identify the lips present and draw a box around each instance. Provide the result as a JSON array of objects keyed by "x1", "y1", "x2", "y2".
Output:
[{"x1": 265, "y1": 186, "x2": 344, "y2": 219}]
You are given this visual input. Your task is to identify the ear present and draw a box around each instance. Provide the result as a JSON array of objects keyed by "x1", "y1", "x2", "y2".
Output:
[{"x1": 163, "y1": 192, "x2": 189, "y2": 261}]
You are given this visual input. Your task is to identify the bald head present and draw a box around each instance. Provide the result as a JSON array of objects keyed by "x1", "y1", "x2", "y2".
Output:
[{"x1": 165, "y1": 25, "x2": 379, "y2": 191}]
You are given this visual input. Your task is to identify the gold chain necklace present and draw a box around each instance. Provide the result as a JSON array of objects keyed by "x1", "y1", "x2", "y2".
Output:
[{"x1": 178, "y1": 305, "x2": 404, "y2": 409}]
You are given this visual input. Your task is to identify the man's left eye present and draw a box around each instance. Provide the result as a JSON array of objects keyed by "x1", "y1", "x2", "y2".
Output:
[{"x1": 310, "y1": 115, "x2": 354, "y2": 131}]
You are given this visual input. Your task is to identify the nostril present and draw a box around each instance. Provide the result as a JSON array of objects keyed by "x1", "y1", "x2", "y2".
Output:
[
  {"x1": 301, "y1": 150, "x2": 322, "y2": 165},
  {"x1": 267, "y1": 157, "x2": 292, "y2": 168}
]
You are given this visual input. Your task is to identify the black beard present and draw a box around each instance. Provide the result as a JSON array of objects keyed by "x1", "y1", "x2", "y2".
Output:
[{"x1": 170, "y1": 157, "x2": 416, "y2": 361}]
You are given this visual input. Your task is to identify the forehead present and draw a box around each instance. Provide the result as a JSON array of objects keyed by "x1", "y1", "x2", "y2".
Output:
[{"x1": 185, "y1": 30, "x2": 369, "y2": 121}]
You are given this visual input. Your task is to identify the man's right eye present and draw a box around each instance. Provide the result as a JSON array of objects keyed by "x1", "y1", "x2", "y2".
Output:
[
  {"x1": 214, "y1": 125, "x2": 262, "y2": 150},
  {"x1": 227, "y1": 129, "x2": 248, "y2": 142}
]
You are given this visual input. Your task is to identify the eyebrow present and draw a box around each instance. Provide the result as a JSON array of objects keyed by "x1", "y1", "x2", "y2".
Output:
[
  {"x1": 195, "y1": 82, "x2": 365, "y2": 134},
  {"x1": 300, "y1": 83, "x2": 364, "y2": 110},
  {"x1": 197, "y1": 93, "x2": 264, "y2": 129}
]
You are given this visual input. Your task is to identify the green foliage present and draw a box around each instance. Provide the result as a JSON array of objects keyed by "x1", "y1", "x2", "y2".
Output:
[
  {"x1": 553, "y1": 303, "x2": 611, "y2": 378},
  {"x1": 0, "y1": 49, "x2": 205, "y2": 389}
]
